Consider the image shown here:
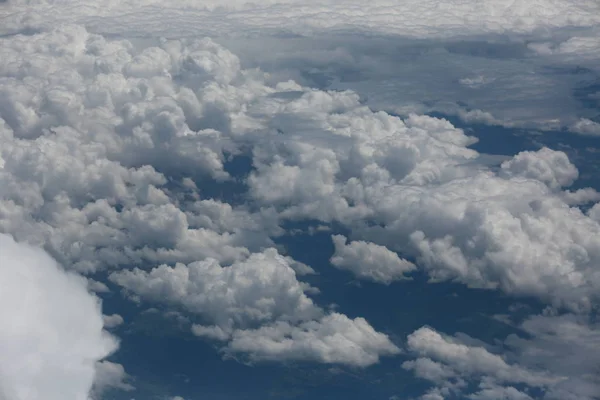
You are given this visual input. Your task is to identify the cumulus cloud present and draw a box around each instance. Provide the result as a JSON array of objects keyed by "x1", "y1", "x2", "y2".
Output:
[
  {"x1": 0, "y1": 16, "x2": 598, "y2": 394},
  {"x1": 406, "y1": 327, "x2": 555, "y2": 388},
  {"x1": 405, "y1": 313, "x2": 600, "y2": 400},
  {"x1": 330, "y1": 234, "x2": 415, "y2": 284},
  {"x1": 103, "y1": 314, "x2": 125, "y2": 329},
  {"x1": 1, "y1": 24, "x2": 598, "y2": 316},
  {"x1": 2, "y1": 0, "x2": 599, "y2": 39},
  {"x1": 110, "y1": 249, "x2": 320, "y2": 329},
  {"x1": 111, "y1": 248, "x2": 399, "y2": 366},
  {"x1": 0, "y1": 233, "x2": 118, "y2": 400},
  {"x1": 570, "y1": 118, "x2": 600, "y2": 137},
  {"x1": 92, "y1": 361, "x2": 134, "y2": 396},
  {"x1": 499, "y1": 147, "x2": 579, "y2": 190},
  {"x1": 226, "y1": 313, "x2": 400, "y2": 366},
  {"x1": 0, "y1": 26, "x2": 279, "y2": 273}
]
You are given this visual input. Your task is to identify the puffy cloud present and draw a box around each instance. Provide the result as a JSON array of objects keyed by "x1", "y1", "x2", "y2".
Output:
[
  {"x1": 467, "y1": 381, "x2": 533, "y2": 400},
  {"x1": 588, "y1": 203, "x2": 600, "y2": 222},
  {"x1": 103, "y1": 314, "x2": 124, "y2": 329},
  {"x1": 330, "y1": 234, "x2": 415, "y2": 284},
  {"x1": 499, "y1": 147, "x2": 578, "y2": 190},
  {"x1": 570, "y1": 118, "x2": 600, "y2": 137},
  {"x1": 110, "y1": 248, "x2": 399, "y2": 366},
  {"x1": 0, "y1": 23, "x2": 597, "y2": 316},
  {"x1": 505, "y1": 313, "x2": 600, "y2": 400},
  {"x1": 92, "y1": 361, "x2": 134, "y2": 396},
  {"x1": 0, "y1": 26, "x2": 278, "y2": 273},
  {"x1": 242, "y1": 82, "x2": 600, "y2": 311},
  {"x1": 226, "y1": 313, "x2": 400, "y2": 367},
  {"x1": 0, "y1": 19, "x2": 598, "y2": 387},
  {"x1": 405, "y1": 314, "x2": 600, "y2": 400},
  {"x1": 406, "y1": 327, "x2": 555, "y2": 388},
  {"x1": 0, "y1": 233, "x2": 118, "y2": 400},
  {"x1": 110, "y1": 248, "x2": 320, "y2": 329}
]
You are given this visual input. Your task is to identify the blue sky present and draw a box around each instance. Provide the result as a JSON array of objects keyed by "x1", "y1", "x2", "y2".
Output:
[{"x1": 1, "y1": 1, "x2": 600, "y2": 400}]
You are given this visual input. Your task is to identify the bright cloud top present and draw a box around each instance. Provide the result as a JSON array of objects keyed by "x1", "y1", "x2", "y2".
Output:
[{"x1": 0, "y1": 233, "x2": 118, "y2": 400}]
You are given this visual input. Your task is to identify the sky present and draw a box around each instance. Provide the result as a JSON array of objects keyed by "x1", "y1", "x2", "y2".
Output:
[{"x1": 0, "y1": 0, "x2": 599, "y2": 399}]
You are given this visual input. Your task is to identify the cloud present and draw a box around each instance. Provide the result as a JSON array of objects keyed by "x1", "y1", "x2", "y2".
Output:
[
  {"x1": 405, "y1": 313, "x2": 600, "y2": 400},
  {"x1": 505, "y1": 313, "x2": 600, "y2": 400},
  {"x1": 406, "y1": 327, "x2": 555, "y2": 388},
  {"x1": 110, "y1": 248, "x2": 321, "y2": 329},
  {"x1": 2, "y1": 0, "x2": 599, "y2": 39},
  {"x1": 569, "y1": 118, "x2": 600, "y2": 137},
  {"x1": 499, "y1": 147, "x2": 579, "y2": 190},
  {"x1": 0, "y1": 233, "x2": 118, "y2": 400},
  {"x1": 226, "y1": 313, "x2": 400, "y2": 367},
  {"x1": 1, "y1": 24, "x2": 597, "y2": 314},
  {"x1": 110, "y1": 248, "x2": 399, "y2": 366},
  {"x1": 92, "y1": 361, "x2": 135, "y2": 396},
  {"x1": 0, "y1": 20, "x2": 599, "y2": 390},
  {"x1": 103, "y1": 314, "x2": 125, "y2": 329},
  {"x1": 330, "y1": 234, "x2": 415, "y2": 284},
  {"x1": 0, "y1": 26, "x2": 278, "y2": 273}
]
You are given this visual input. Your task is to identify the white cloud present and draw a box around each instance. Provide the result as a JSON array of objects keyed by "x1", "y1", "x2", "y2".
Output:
[
  {"x1": 467, "y1": 380, "x2": 533, "y2": 400},
  {"x1": 110, "y1": 249, "x2": 320, "y2": 329},
  {"x1": 499, "y1": 147, "x2": 579, "y2": 190},
  {"x1": 330, "y1": 234, "x2": 415, "y2": 284},
  {"x1": 226, "y1": 312, "x2": 400, "y2": 367},
  {"x1": 92, "y1": 361, "x2": 134, "y2": 396},
  {"x1": 406, "y1": 327, "x2": 555, "y2": 388},
  {"x1": 0, "y1": 17, "x2": 598, "y2": 390},
  {"x1": 405, "y1": 314, "x2": 600, "y2": 400},
  {"x1": 88, "y1": 279, "x2": 111, "y2": 293},
  {"x1": 110, "y1": 248, "x2": 399, "y2": 366},
  {"x1": 103, "y1": 314, "x2": 125, "y2": 329},
  {"x1": 569, "y1": 118, "x2": 600, "y2": 137},
  {"x1": 0, "y1": 233, "x2": 118, "y2": 400},
  {"x1": 0, "y1": 24, "x2": 596, "y2": 315},
  {"x1": 588, "y1": 203, "x2": 600, "y2": 222},
  {"x1": 505, "y1": 313, "x2": 600, "y2": 400}
]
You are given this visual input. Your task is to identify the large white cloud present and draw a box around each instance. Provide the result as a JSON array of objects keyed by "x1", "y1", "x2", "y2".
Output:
[
  {"x1": 0, "y1": 233, "x2": 118, "y2": 400},
  {"x1": 110, "y1": 248, "x2": 400, "y2": 366}
]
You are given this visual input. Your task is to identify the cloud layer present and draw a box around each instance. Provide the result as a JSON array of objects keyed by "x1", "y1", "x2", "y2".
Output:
[{"x1": 0, "y1": 7, "x2": 598, "y2": 398}]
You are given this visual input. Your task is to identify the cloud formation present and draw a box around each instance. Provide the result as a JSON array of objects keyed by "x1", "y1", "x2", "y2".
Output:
[
  {"x1": 0, "y1": 233, "x2": 118, "y2": 400},
  {"x1": 0, "y1": 14, "x2": 599, "y2": 397},
  {"x1": 111, "y1": 248, "x2": 400, "y2": 366},
  {"x1": 404, "y1": 312, "x2": 600, "y2": 400},
  {"x1": 330, "y1": 234, "x2": 415, "y2": 284},
  {"x1": 2, "y1": 0, "x2": 599, "y2": 38}
]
